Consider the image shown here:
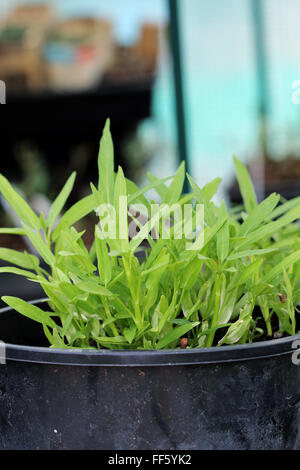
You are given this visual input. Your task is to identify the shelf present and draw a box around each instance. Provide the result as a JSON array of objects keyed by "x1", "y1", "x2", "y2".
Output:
[
  {"x1": 1, "y1": 77, "x2": 154, "y2": 179},
  {"x1": 4, "y1": 77, "x2": 154, "y2": 136}
]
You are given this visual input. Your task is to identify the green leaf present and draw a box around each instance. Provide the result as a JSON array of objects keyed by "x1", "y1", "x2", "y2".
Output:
[
  {"x1": 197, "y1": 322, "x2": 232, "y2": 340},
  {"x1": 156, "y1": 322, "x2": 199, "y2": 349},
  {"x1": 59, "y1": 282, "x2": 82, "y2": 301},
  {"x1": 187, "y1": 174, "x2": 216, "y2": 226},
  {"x1": 43, "y1": 325, "x2": 54, "y2": 345},
  {"x1": 41, "y1": 284, "x2": 70, "y2": 313},
  {"x1": 52, "y1": 194, "x2": 96, "y2": 241},
  {"x1": 202, "y1": 216, "x2": 228, "y2": 250},
  {"x1": 98, "y1": 118, "x2": 114, "y2": 204},
  {"x1": 147, "y1": 172, "x2": 168, "y2": 199},
  {"x1": 0, "y1": 174, "x2": 41, "y2": 230},
  {"x1": 0, "y1": 266, "x2": 37, "y2": 279},
  {"x1": 50, "y1": 328, "x2": 67, "y2": 348},
  {"x1": 218, "y1": 315, "x2": 251, "y2": 345},
  {"x1": 0, "y1": 247, "x2": 39, "y2": 270},
  {"x1": 239, "y1": 193, "x2": 280, "y2": 236},
  {"x1": 181, "y1": 290, "x2": 194, "y2": 318},
  {"x1": 236, "y1": 206, "x2": 300, "y2": 250},
  {"x1": 114, "y1": 166, "x2": 129, "y2": 252},
  {"x1": 218, "y1": 289, "x2": 238, "y2": 324},
  {"x1": 265, "y1": 195, "x2": 300, "y2": 221},
  {"x1": 22, "y1": 225, "x2": 55, "y2": 266},
  {"x1": 263, "y1": 250, "x2": 300, "y2": 283},
  {"x1": 202, "y1": 178, "x2": 221, "y2": 200},
  {"x1": 232, "y1": 259, "x2": 262, "y2": 289},
  {"x1": 169, "y1": 318, "x2": 191, "y2": 326},
  {"x1": 123, "y1": 324, "x2": 137, "y2": 344},
  {"x1": 182, "y1": 256, "x2": 203, "y2": 290},
  {"x1": 126, "y1": 177, "x2": 151, "y2": 210},
  {"x1": 128, "y1": 175, "x2": 173, "y2": 206},
  {"x1": 143, "y1": 283, "x2": 159, "y2": 315},
  {"x1": 76, "y1": 281, "x2": 114, "y2": 296},
  {"x1": 162, "y1": 162, "x2": 185, "y2": 204},
  {"x1": 92, "y1": 336, "x2": 128, "y2": 345},
  {"x1": 233, "y1": 156, "x2": 257, "y2": 214},
  {"x1": 95, "y1": 226, "x2": 112, "y2": 286},
  {"x1": 47, "y1": 172, "x2": 76, "y2": 229},
  {"x1": 227, "y1": 248, "x2": 278, "y2": 260},
  {"x1": 153, "y1": 294, "x2": 169, "y2": 332},
  {"x1": 0, "y1": 228, "x2": 26, "y2": 235},
  {"x1": 217, "y1": 201, "x2": 229, "y2": 262},
  {"x1": 2, "y1": 297, "x2": 57, "y2": 329},
  {"x1": 90, "y1": 181, "x2": 102, "y2": 206}
]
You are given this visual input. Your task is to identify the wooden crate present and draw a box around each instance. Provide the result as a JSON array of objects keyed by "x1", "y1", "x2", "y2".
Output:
[
  {"x1": 134, "y1": 24, "x2": 160, "y2": 70},
  {"x1": 9, "y1": 4, "x2": 54, "y2": 30},
  {"x1": 0, "y1": 45, "x2": 45, "y2": 90},
  {"x1": 104, "y1": 23, "x2": 162, "y2": 84}
]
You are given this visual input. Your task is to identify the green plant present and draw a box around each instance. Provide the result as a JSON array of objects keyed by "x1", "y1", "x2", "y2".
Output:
[{"x1": 0, "y1": 120, "x2": 300, "y2": 350}]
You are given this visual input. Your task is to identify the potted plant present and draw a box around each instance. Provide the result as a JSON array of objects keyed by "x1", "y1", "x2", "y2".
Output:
[{"x1": 0, "y1": 120, "x2": 299, "y2": 450}]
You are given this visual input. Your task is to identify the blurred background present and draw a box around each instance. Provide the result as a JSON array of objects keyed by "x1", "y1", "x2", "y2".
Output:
[{"x1": 1, "y1": 0, "x2": 300, "y2": 300}]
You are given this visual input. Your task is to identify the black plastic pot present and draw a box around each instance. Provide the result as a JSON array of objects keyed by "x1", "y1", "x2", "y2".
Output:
[{"x1": 0, "y1": 300, "x2": 300, "y2": 450}]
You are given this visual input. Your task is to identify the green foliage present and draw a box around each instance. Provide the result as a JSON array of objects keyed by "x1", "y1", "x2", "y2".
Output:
[{"x1": 0, "y1": 120, "x2": 300, "y2": 349}]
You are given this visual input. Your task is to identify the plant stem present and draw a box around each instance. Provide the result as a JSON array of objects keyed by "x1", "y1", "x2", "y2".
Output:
[
  {"x1": 266, "y1": 317, "x2": 272, "y2": 337},
  {"x1": 102, "y1": 297, "x2": 119, "y2": 337},
  {"x1": 206, "y1": 275, "x2": 221, "y2": 347},
  {"x1": 122, "y1": 254, "x2": 143, "y2": 329}
]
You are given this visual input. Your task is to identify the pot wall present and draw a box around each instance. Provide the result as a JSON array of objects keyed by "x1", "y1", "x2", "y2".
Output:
[
  {"x1": 0, "y1": 303, "x2": 300, "y2": 450},
  {"x1": 0, "y1": 353, "x2": 300, "y2": 450}
]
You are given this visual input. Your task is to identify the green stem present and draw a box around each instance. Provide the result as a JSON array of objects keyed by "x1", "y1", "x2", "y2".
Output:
[
  {"x1": 102, "y1": 297, "x2": 119, "y2": 337},
  {"x1": 266, "y1": 317, "x2": 272, "y2": 337},
  {"x1": 206, "y1": 275, "x2": 221, "y2": 347},
  {"x1": 122, "y1": 254, "x2": 143, "y2": 329},
  {"x1": 114, "y1": 297, "x2": 139, "y2": 326}
]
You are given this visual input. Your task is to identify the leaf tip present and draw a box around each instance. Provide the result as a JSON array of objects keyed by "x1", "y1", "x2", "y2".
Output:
[{"x1": 104, "y1": 118, "x2": 111, "y2": 132}]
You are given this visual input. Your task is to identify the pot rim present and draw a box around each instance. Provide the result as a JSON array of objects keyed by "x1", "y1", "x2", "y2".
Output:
[{"x1": 1, "y1": 299, "x2": 300, "y2": 367}]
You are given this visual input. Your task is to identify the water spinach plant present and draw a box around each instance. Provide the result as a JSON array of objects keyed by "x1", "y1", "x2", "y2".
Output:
[{"x1": 0, "y1": 120, "x2": 300, "y2": 350}]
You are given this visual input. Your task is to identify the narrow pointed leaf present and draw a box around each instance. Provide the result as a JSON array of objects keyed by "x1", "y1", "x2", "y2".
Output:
[
  {"x1": 233, "y1": 156, "x2": 257, "y2": 214},
  {"x1": 263, "y1": 250, "x2": 300, "y2": 283},
  {"x1": 0, "y1": 247, "x2": 39, "y2": 270},
  {"x1": 76, "y1": 281, "x2": 114, "y2": 296},
  {"x1": 52, "y1": 194, "x2": 96, "y2": 241},
  {"x1": 239, "y1": 193, "x2": 279, "y2": 236},
  {"x1": 2, "y1": 297, "x2": 57, "y2": 329},
  {"x1": 98, "y1": 118, "x2": 114, "y2": 203},
  {"x1": 0, "y1": 174, "x2": 40, "y2": 230},
  {"x1": 47, "y1": 172, "x2": 76, "y2": 229},
  {"x1": 157, "y1": 322, "x2": 199, "y2": 349}
]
